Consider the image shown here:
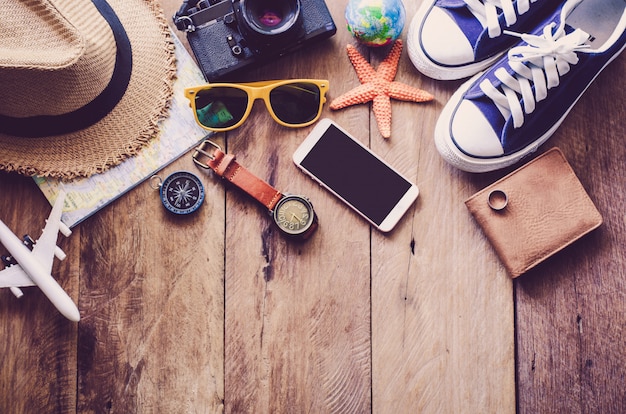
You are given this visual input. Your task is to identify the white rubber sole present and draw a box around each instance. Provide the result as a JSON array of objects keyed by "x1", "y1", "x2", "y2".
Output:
[{"x1": 434, "y1": 79, "x2": 548, "y2": 173}]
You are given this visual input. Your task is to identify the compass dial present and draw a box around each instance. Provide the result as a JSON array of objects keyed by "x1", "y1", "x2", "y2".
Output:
[{"x1": 160, "y1": 171, "x2": 205, "y2": 215}]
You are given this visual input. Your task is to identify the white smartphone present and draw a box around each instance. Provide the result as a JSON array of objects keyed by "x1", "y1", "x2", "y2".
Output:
[{"x1": 293, "y1": 118, "x2": 419, "y2": 232}]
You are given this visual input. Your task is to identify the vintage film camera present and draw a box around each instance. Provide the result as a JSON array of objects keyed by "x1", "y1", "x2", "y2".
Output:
[{"x1": 174, "y1": 0, "x2": 337, "y2": 81}]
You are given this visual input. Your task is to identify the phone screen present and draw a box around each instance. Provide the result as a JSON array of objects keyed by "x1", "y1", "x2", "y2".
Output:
[{"x1": 294, "y1": 120, "x2": 417, "y2": 231}]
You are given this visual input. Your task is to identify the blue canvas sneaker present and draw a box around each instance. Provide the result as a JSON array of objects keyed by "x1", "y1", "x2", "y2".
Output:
[
  {"x1": 408, "y1": 0, "x2": 564, "y2": 80},
  {"x1": 434, "y1": 0, "x2": 626, "y2": 172}
]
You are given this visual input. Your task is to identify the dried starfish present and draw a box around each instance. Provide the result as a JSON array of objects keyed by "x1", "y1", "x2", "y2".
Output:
[{"x1": 330, "y1": 40, "x2": 434, "y2": 138}]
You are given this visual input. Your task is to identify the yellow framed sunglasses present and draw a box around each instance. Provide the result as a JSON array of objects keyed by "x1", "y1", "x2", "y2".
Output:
[{"x1": 184, "y1": 79, "x2": 329, "y2": 132}]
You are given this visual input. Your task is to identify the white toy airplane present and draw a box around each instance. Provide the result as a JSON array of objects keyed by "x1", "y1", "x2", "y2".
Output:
[{"x1": 0, "y1": 191, "x2": 80, "y2": 322}]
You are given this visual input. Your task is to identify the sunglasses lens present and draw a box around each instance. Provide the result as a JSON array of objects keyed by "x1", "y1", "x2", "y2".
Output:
[
  {"x1": 269, "y1": 82, "x2": 321, "y2": 125},
  {"x1": 194, "y1": 87, "x2": 248, "y2": 129}
]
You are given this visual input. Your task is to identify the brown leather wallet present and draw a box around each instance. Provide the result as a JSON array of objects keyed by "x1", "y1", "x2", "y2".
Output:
[{"x1": 465, "y1": 148, "x2": 603, "y2": 278}]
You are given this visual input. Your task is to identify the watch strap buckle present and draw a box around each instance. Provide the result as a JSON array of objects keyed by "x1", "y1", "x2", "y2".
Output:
[{"x1": 193, "y1": 139, "x2": 223, "y2": 169}]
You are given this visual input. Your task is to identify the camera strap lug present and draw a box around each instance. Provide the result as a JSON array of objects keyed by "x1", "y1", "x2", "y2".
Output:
[{"x1": 226, "y1": 35, "x2": 243, "y2": 56}]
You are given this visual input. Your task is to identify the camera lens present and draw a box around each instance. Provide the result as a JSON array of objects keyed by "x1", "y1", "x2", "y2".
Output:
[
  {"x1": 240, "y1": 0, "x2": 300, "y2": 36},
  {"x1": 257, "y1": 9, "x2": 282, "y2": 27}
]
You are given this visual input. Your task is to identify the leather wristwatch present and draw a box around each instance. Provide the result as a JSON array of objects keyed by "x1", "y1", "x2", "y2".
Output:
[{"x1": 193, "y1": 140, "x2": 318, "y2": 240}]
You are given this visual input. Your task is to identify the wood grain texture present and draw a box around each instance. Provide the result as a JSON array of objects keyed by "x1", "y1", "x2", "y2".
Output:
[
  {"x1": 0, "y1": 175, "x2": 79, "y2": 413},
  {"x1": 74, "y1": 154, "x2": 225, "y2": 413},
  {"x1": 514, "y1": 56, "x2": 626, "y2": 413},
  {"x1": 367, "y1": 29, "x2": 515, "y2": 412},
  {"x1": 219, "y1": 2, "x2": 373, "y2": 410},
  {"x1": 0, "y1": 0, "x2": 623, "y2": 412}
]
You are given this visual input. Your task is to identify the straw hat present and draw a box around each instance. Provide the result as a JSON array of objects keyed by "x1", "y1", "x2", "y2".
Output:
[{"x1": 0, "y1": 0, "x2": 176, "y2": 179}]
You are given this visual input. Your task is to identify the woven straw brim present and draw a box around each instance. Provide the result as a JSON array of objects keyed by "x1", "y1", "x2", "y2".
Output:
[{"x1": 0, "y1": 0, "x2": 176, "y2": 179}]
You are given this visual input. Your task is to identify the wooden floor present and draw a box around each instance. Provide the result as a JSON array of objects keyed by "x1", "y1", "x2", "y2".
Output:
[{"x1": 1, "y1": 0, "x2": 624, "y2": 412}]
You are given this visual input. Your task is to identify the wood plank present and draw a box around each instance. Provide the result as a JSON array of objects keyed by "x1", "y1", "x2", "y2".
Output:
[
  {"x1": 368, "y1": 5, "x2": 515, "y2": 412},
  {"x1": 74, "y1": 153, "x2": 225, "y2": 412},
  {"x1": 0, "y1": 174, "x2": 79, "y2": 413},
  {"x1": 220, "y1": 1, "x2": 372, "y2": 411},
  {"x1": 515, "y1": 55, "x2": 626, "y2": 413}
]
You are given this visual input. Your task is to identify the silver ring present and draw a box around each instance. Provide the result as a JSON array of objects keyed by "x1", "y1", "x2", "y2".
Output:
[
  {"x1": 149, "y1": 175, "x2": 162, "y2": 190},
  {"x1": 487, "y1": 189, "x2": 508, "y2": 211}
]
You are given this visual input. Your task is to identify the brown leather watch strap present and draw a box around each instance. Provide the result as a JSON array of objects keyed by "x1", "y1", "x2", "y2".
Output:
[{"x1": 193, "y1": 142, "x2": 283, "y2": 211}]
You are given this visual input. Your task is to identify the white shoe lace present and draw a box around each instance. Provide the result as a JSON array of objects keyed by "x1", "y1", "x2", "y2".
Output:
[
  {"x1": 479, "y1": 15, "x2": 590, "y2": 128},
  {"x1": 464, "y1": 0, "x2": 539, "y2": 38}
]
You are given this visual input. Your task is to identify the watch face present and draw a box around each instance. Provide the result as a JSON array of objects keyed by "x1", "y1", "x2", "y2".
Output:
[
  {"x1": 160, "y1": 171, "x2": 205, "y2": 215},
  {"x1": 273, "y1": 195, "x2": 315, "y2": 235}
]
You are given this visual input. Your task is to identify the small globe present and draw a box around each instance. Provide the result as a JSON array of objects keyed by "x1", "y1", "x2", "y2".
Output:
[{"x1": 345, "y1": 0, "x2": 406, "y2": 47}]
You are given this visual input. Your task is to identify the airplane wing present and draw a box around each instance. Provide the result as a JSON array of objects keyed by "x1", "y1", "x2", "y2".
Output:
[
  {"x1": 30, "y1": 190, "x2": 71, "y2": 273},
  {"x1": 0, "y1": 265, "x2": 36, "y2": 288}
]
